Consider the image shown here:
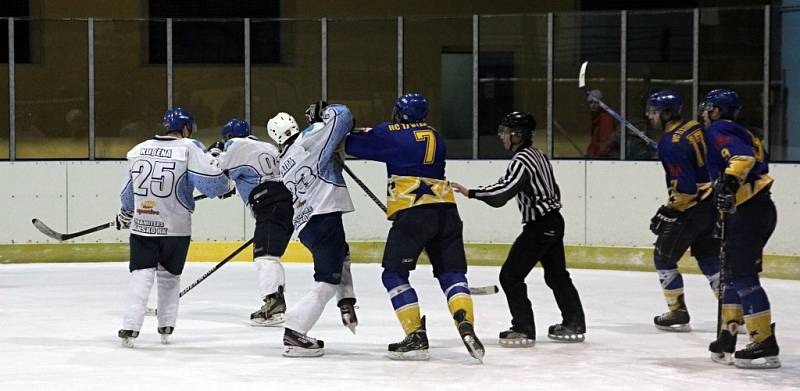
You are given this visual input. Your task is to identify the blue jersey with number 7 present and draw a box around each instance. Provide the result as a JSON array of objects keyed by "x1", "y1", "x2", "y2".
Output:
[{"x1": 345, "y1": 121, "x2": 456, "y2": 219}]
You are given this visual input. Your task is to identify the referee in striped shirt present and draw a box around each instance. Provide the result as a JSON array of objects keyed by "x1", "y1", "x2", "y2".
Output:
[{"x1": 452, "y1": 111, "x2": 586, "y2": 345}]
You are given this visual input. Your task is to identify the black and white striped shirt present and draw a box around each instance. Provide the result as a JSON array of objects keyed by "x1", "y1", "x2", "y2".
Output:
[{"x1": 468, "y1": 146, "x2": 561, "y2": 223}]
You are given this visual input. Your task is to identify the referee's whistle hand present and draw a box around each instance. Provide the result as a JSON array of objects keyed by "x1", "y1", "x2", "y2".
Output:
[{"x1": 451, "y1": 182, "x2": 468, "y2": 196}]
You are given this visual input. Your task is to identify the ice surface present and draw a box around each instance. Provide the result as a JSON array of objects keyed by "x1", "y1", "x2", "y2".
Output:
[{"x1": 0, "y1": 262, "x2": 797, "y2": 390}]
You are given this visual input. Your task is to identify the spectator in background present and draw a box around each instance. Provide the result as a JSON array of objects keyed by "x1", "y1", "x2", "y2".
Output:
[{"x1": 586, "y1": 89, "x2": 619, "y2": 158}]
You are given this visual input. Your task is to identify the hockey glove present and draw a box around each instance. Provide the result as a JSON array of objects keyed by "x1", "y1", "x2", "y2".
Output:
[
  {"x1": 649, "y1": 205, "x2": 679, "y2": 235},
  {"x1": 304, "y1": 101, "x2": 329, "y2": 124},
  {"x1": 714, "y1": 174, "x2": 740, "y2": 214},
  {"x1": 115, "y1": 208, "x2": 133, "y2": 230},
  {"x1": 207, "y1": 141, "x2": 225, "y2": 158}
]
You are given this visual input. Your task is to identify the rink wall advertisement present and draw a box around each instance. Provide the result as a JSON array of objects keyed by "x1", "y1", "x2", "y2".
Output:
[{"x1": 1, "y1": 159, "x2": 798, "y2": 257}]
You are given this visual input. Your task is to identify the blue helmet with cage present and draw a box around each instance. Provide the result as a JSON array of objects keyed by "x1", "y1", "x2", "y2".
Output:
[
  {"x1": 393, "y1": 93, "x2": 429, "y2": 123},
  {"x1": 700, "y1": 88, "x2": 741, "y2": 119},
  {"x1": 162, "y1": 107, "x2": 194, "y2": 134},
  {"x1": 646, "y1": 90, "x2": 683, "y2": 115},
  {"x1": 221, "y1": 118, "x2": 250, "y2": 139}
]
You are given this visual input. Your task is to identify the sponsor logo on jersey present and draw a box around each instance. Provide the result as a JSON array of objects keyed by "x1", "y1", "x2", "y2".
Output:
[
  {"x1": 136, "y1": 201, "x2": 160, "y2": 215},
  {"x1": 292, "y1": 205, "x2": 314, "y2": 229},
  {"x1": 141, "y1": 200, "x2": 156, "y2": 209}
]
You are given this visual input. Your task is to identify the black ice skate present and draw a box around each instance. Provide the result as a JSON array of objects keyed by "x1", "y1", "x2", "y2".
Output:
[
  {"x1": 158, "y1": 326, "x2": 174, "y2": 345},
  {"x1": 654, "y1": 295, "x2": 691, "y2": 332},
  {"x1": 388, "y1": 315, "x2": 430, "y2": 361},
  {"x1": 734, "y1": 323, "x2": 780, "y2": 369},
  {"x1": 337, "y1": 298, "x2": 358, "y2": 334},
  {"x1": 453, "y1": 309, "x2": 485, "y2": 362},
  {"x1": 547, "y1": 322, "x2": 585, "y2": 343},
  {"x1": 498, "y1": 325, "x2": 535, "y2": 348},
  {"x1": 118, "y1": 329, "x2": 139, "y2": 348},
  {"x1": 709, "y1": 329, "x2": 737, "y2": 365},
  {"x1": 282, "y1": 328, "x2": 324, "y2": 358},
  {"x1": 250, "y1": 286, "x2": 286, "y2": 327}
]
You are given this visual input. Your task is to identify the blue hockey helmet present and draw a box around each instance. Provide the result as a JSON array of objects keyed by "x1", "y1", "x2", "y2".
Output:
[
  {"x1": 646, "y1": 90, "x2": 683, "y2": 115},
  {"x1": 162, "y1": 107, "x2": 194, "y2": 134},
  {"x1": 393, "y1": 93, "x2": 429, "y2": 123},
  {"x1": 221, "y1": 118, "x2": 250, "y2": 139},
  {"x1": 699, "y1": 88, "x2": 741, "y2": 119}
]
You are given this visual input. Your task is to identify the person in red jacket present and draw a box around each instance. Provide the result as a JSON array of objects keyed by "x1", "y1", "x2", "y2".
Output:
[{"x1": 586, "y1": 89, "x2": 619, "y2": 158}]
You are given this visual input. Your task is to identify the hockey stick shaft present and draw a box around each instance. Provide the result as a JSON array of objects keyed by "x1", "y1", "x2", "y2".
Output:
[
  {"x1": 715, "y1": 212, "x2": 727, "y2": 338},
  {"x1": 31, "y1": 192, "x2": 230, "y2": 242},
  {"x1": 579, "y1": 61, "x2": 658, "y2": 150},
  {"x1": 179, "y1": 238, "x2": 254, "y2": 298},
  {"x1": 341, "y1": 162, "x2": 498, "y2": 296}
]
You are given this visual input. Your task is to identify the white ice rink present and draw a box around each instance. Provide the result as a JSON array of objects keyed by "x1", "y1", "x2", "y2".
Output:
[{"x1": 0, "y1": 262, "x2": 797, "y2": 390}]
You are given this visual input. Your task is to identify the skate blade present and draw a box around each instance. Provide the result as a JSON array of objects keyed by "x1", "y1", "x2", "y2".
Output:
[
  {"x1": 499, "y1": 338, "x2": 535, "y2": 348},
  {"x1": 342, "y1": 314, "x2": 357, "y2": 335},
  {"x1": 120, "y1": 337, "x2": 135, "y2": 348},
  {"x1": 734, "y1": 356, "x2": 781, "y2": 369},
  {"x1": 388, "y1": 350, "x2": 430, "y2": 361},
  {"x1": 710, "y1": 352, "x2": 733, "y2": 365},
  {"x1": 160, "y1": 334, "x2": 170, "y2": 345},
  {"x1": 282, "y1": 345, "x2": 324, "y2": 358},
  {"x1": 547, "y1": 333, "x2": 585, "y2": 343},
  {"x1": 462, "y1": 335, "x2": 485, "y2": 362},
  {"x1": 250, "y1": 313, "x2": 286, "y2": 327},
  {"x1": 145, "y1": 307, "x2": 157, "y2": 317},
  {"x1": 654, "y1": 324, "x2": 691, "y2": 333}
]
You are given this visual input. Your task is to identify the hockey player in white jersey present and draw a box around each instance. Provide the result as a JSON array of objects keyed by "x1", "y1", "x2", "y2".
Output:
[
  {"x1": 117, "y1": 107, "x2": 231, "y2": 348},
  {"x1": 267, "y1": 103, "x2": 357, "y2": 357},
  {"x1": 213, "y1": 118, "x2": 294, "y2": 326}
]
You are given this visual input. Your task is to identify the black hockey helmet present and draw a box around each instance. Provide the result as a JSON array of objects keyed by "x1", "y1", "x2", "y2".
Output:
[{"x1": 499, "y1": 111, "x2": 536, "y2": 141}]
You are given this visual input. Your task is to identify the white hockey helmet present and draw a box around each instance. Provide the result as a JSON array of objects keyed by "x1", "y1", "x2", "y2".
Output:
[{"x1": 267, "y1": 112, "x2": 300, "y2": 145}]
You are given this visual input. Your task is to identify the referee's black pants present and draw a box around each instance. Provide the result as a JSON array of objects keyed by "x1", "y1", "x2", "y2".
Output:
[{"x1": 499, "y1": 210, "x2": 585, "y2": 333}]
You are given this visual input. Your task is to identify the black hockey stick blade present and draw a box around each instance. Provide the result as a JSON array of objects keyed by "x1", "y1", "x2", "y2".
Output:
[
  {"x1": 469, "y1": 285, "x2": 499, "y2": 296},
  {"x1": 31, "y1": 218, "x2": 114, "y2": 242}
]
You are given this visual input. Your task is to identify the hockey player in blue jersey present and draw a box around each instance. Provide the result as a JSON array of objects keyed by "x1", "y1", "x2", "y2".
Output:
[
  {"x1": 117, "y1": 108, "x2": 231, "y2": 348},
  {"x1": 213, "y1": 119, "x2": 294, "y2": 326},
  {"x1": 646, "y1": 91, "x2": 721, "y2": 332},
  {"x1": 345, "y1": 93, "x2": 484, "y2": 362},
  {"x1": 700, "y1": 89, "x2": 780, "y2": 369},
  {"x1": 267, "y1": 104, "x2": 358, "y2": 358}
]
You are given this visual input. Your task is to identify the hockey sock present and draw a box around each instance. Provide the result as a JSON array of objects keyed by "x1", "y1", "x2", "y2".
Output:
[
  {"x1": 436, "y1": 272, "x2": 474, "y2": 325},
  {"x1": 382, "y1": 270, "x2": 421, "y2": 334},
  {"x1": 284, "y1": 281, "x2": 337, "y2": 335},
  {"x1": 156, "y1": 266, "x2": 181, "y2": 328},
  {"x1": 720, "y1": 276, "x2": 744, "y2": 333},
  {"x1": 255, "y1": 255, "x2": 285, "y2": 297},
  {"x1": 696, "y1": 256, "x2": 721, "y2": 296},
  {"x1": 655, "y1": 260, "x2": 684, "y2": 311},
  {"x1": 122, "y1": 267, "x2": 156, "y2": 332},
  {"x1": 336, "y1": 253, "x2": 355, "y2": 302},
  {"x1": 733, "y1": 275, "x2": 773, "y2": 342}
]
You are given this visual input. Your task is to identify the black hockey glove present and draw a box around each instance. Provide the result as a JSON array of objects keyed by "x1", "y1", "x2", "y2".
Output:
[
  {"x1": 304, "y1": 100, "x2": 329, "y2": 124},
  {"x1": 649, "y1": 205, "x2": 679, "y2": 235},
  {"x1": 714, "y1": 174, "x2": 740, "y2": 214},
  {"x1": 115, "y1": 208, "x2": 133, "y2": 230},
  {"x1": 207, "y1": 141, "x2": 225, "y2": 157}
]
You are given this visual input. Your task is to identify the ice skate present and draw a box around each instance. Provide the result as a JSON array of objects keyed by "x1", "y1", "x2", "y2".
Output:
[
  {"x1": 653, "y1": 309, "x2": 691, "y2": 332},
  {"x1": 709, "y1": 329, "x2": 737, "y2": 365},
  {"x1": 734, "y1": 324, "x2": 780, "y2": 369},
  {"x1": 453, "y1": 309, "x2": 485, "y2": 362},
  {"x1": 282, "y1": 328, "x2": 324, "y2": 358},
  {"x1": 547, "y1": 322, "x2": 585, "y2": 343},
  {"x1": 118, "y1": 329, "x2": 139, "y2": 348},
  {"x1": 250, "y1": 286, "x2": 286, "y2": 327},
  {"x1": 388, "y1": 316, "x2": 430, "y2": 361},
  {"x1": 158, "y1": 326, "x2": 174, "y2": 345},
  {"x1": 337, "y1": 298, "x2": 358, "y2": 334},
  {"x1": 498, "y1": 325, "x2": 535, "y2": 348}
]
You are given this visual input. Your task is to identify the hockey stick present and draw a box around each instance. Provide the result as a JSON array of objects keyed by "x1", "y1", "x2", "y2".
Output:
[
  {"x1": 146, "y1": 238, "x2": 254, "y2": 315},
  {"x1": 715, "y1": 212, "x2": 727, "y2": 339},
  {"x1": 341, "y1": 162, "x2": 499, "y2": 296},
  {"x1": 31, "y1": 190, "x2": 234, "y2": 242},
  {"x1": 579, "y1": 61, "x2": 658, "y2": 150}
]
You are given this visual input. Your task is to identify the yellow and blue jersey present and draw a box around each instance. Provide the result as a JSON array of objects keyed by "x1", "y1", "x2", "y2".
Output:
[
  {"x1": 345, "y1": 121, "x2": 456, "y2": 219},
  {"x1": 657, "y1": 120, "x2": 712, "y2": 211},
  {"x1": 705, "y1": 119, "x2": 773, "y2": 205}
]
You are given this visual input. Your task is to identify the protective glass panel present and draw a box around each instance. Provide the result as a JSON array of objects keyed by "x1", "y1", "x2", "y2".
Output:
[
  {"x1": 16, "y1": 19, "x2": 88, "y2": 159},
  {"x1": 770, "y1": 7, "x2": 797, "y2": 161},
  {"x1": 0, "y1": 61, "x2": 7, "y2": 159},
  {"x1": 478, "y1": 14, "x2": 548, "y2": 158}
]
